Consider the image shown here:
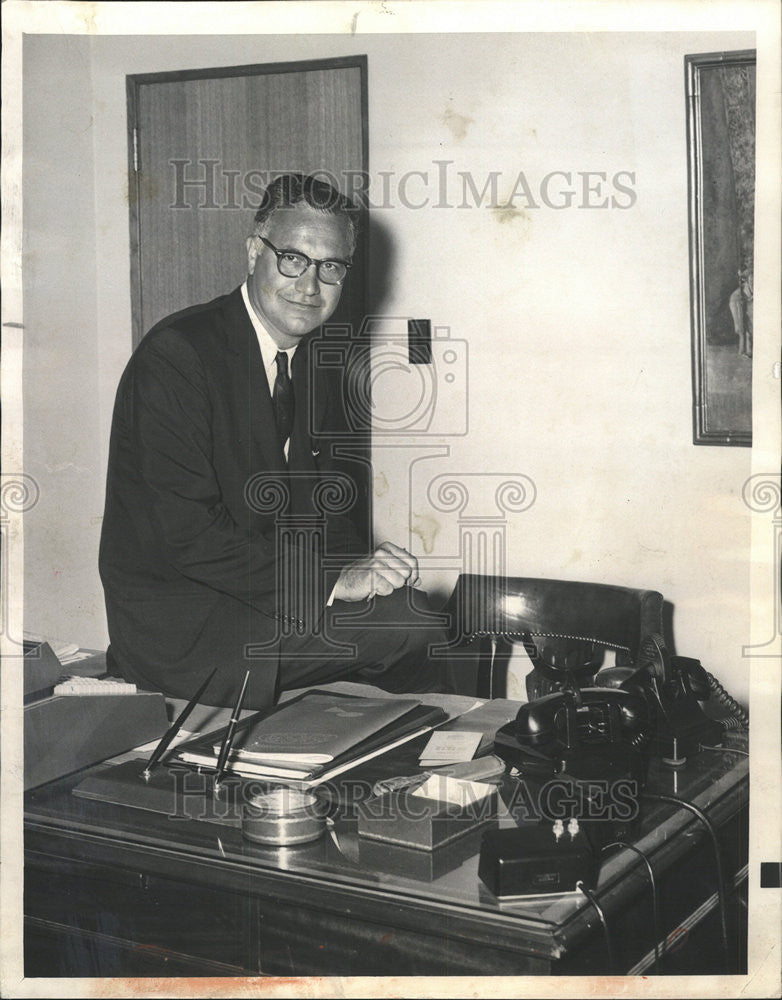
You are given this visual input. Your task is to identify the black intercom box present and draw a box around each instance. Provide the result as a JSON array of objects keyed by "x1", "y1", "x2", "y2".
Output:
[{"x1": 478, "y1": 822, "x2": 597, "y2": 898}]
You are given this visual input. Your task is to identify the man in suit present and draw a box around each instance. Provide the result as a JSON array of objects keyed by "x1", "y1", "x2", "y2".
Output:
[{"x1": 100, "y1": 174, "x2": 450, "y2": 709}]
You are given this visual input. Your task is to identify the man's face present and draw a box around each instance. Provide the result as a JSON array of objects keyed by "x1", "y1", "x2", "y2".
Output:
[{"x1": 246, "y1": 202, "x2": 352, "y2": 349}]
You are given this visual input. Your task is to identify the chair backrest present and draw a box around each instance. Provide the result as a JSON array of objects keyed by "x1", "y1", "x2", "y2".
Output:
[{"x1": 444, "y1": 574, "x2": 664, "y2": 698}]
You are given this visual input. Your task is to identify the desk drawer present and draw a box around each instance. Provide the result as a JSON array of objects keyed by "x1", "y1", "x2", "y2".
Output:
[
  {"x1": 252, "y1": 895, "x2": 550, "y2": 976},
  {"x1": 25, "y1": 855, "x2": 258, "y2": 976},
  {"x1": 25, "y1": 848, "x2": 550, "y2": 976}
]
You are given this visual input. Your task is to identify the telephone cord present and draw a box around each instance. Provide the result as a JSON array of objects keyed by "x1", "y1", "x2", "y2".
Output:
[
  {"x1": 699, "y1": 743, "x2": 748, "y2": 757},
  {"x1": 718, "y1": 715, "x2": 747, "y2": 731},
  {"x1": 707, "y1": 672, "x2": 749, "y2": 728},
  {"x1": 577, "y1": 882, "x2": 616, "y2": 973},
  {"x1": 601, "y1": 841, "x2": 661, "y2": 974},
  {"x1": 641, "y1": 792, "x2": 729, "y2": 969}
]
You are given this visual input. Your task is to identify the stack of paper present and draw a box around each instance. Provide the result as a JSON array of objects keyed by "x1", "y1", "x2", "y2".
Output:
[
  {"x1": 173, "y1": 690, "x2": 449, "y2": 786},
  {"x1": 23, "y1": 630, "x2": 94, "y2": 665}
]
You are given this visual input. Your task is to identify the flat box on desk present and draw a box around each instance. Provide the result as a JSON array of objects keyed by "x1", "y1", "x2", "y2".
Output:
[
  {"x1": 24, "y1": 691, "x2": 169, "y2": 789},
  {"x1": 357, "y1": 785, "x2": 498, "y2": 852},
  {"x1": 358, "y1": 819, "x2": 496, "y2": 880}
]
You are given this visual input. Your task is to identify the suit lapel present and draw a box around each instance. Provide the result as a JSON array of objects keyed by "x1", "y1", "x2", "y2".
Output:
[
  {"x1": 220, "y1": 288, "x2": 285, "y2": 474},
  {"x1": 219, "y1": 291, "x2": 330, "y2": 477}
]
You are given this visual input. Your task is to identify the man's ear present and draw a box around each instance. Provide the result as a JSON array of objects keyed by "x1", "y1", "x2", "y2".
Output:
[{"x1": 246, "y1": 235, "x2": 258, "y2": 275}]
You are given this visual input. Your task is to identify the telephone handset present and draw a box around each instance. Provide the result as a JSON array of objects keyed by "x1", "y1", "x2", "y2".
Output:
[
  {"x1": 494, "y1": 635, "x2": 747, "y2": 777},
  {"x1": 493, "y1": 682, "x2": 651, "y2": 782},
  {"x1": 594, "y1": 635, "x2": 729, "y2": 757},
  {"x1": 513, "y1": 687, "x2": 649, "y2": 748}
]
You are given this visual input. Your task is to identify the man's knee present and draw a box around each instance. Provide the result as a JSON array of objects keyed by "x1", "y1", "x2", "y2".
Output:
[
  {"x1": 367, "y1": 585, "x2": 446, "y2": 631},
  {"x1": 346, "y1": 587, "x2": 452, "y2": 693}
]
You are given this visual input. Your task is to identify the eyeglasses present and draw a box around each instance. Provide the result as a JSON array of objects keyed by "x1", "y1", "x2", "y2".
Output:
[{"x1": 258, "y1": 236, "x2": 352, "y2": 286}]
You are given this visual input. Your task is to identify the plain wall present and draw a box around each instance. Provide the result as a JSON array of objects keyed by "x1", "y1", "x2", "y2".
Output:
[
  {"x1": 23, "y1": 34, "x2": 103, "y2": 645},
  {"x1": 23, "y1": 31, "x2": 755, "y2": 703}
]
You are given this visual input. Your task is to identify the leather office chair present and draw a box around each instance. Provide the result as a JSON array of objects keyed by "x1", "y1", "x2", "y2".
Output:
[{"x1": 443, "y1": 574, "x2": 665, "y2": 700}]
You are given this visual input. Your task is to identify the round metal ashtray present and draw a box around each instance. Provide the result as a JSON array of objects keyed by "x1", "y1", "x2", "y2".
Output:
[{"x1": 241, "y1": 786, "x2": 327, "y2": 846}]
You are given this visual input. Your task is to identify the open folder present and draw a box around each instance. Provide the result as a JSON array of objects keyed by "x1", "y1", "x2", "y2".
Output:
[{"x1": 171, "y1": 690, "x2": 449, "y2": 785}]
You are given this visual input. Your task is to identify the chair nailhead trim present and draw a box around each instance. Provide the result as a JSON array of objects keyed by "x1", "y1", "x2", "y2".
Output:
[{"x1": 465, "y1": 630, "x2": 631, "y2": 653}]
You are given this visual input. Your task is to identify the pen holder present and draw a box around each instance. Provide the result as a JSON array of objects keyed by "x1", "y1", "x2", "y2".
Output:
[{"x1": 242, "y1": 786, "x2": 328, "y2": 846}]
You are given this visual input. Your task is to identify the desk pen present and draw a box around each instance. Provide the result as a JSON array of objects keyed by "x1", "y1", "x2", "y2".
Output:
[
  {"x1": 140, "y1": 666, "x2": 218, "y2": 781},
  {"x1": 213, "y1": 670, "x2": 250, "y2": 796}
]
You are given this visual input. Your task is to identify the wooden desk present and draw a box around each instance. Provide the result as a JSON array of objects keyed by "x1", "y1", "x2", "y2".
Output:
[{"x1": 24, "y1": 701, "x2": 748, "y2": 978}]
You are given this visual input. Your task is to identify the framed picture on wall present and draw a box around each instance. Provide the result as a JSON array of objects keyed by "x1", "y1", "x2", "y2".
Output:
[{"x1": 686, "y1": 49, "x2": 755, "y2": 447}]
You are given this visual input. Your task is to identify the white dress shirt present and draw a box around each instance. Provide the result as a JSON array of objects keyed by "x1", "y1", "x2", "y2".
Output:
[
  {"x1": 241, "y1": 283, "x2": 341, "y2": 604},
  {"x1": 241, "y1": 281, "x2": 297, "y2": 459}
]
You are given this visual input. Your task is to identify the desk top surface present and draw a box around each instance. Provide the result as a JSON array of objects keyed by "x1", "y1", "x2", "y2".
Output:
[{"x1": 24, "y1": 691, "x2": 749, "y2": 953}]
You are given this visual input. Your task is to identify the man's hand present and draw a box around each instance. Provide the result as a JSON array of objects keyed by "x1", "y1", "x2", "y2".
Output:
[{"x1": 332, "y1": 541, "x2": 420, "y2": 603}]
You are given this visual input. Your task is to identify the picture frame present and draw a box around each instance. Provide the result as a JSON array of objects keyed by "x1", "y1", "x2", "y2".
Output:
[{"x1": 686, "y1": 49, "x2": 756, "y2": 446}]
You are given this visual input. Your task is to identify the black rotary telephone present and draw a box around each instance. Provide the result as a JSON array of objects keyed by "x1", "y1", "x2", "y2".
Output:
[
  {"x1": 512, "y1": 687, "x2": 648, "y2": 748},
  {"x1": 494, "y1": 664, "x2": 652, "y2": 783},
  {"x1": 494, "y1": 632, "x2": 735, "y2": 779}
]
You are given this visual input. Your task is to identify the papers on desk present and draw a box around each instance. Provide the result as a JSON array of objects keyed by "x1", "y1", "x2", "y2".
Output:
[
  {"x1": 23, "y1": 630, "x2": 95, "y2": 665},
  {"x1": 53, "y1": 676, "x2": 137, "y2": 696},
  {"x1": 178, "y1": 726, "x2": 438, "y2": 787},
  {"x1": 132, "y1": 730, "x2": 198, "y2": 755},
  {"x1": 218, "y1": 691, "x2": 424, "y2": 765},
  {"x1": 171, "y1": 690, "x2": 449, "y2": 786},
  {"x1": 411, "y1": 774, "x2": 495, "y2": 807},
  {"x1": 419, "y1": 730, "x2": 482, "y2": 766}
]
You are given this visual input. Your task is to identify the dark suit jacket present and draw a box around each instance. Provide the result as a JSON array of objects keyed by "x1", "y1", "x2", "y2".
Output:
[{"x1": 99, "y1": 287, "x2": 364, "y2": 707}]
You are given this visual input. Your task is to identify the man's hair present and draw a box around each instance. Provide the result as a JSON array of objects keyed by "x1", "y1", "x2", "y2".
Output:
[{"x1": 252, "y1": 173, "x2": 359, "y2": 255}]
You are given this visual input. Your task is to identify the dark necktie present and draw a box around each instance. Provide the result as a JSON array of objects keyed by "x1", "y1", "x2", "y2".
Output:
[{"x1": 272, "y1": 351, "x2": 294, "y2": 453}]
